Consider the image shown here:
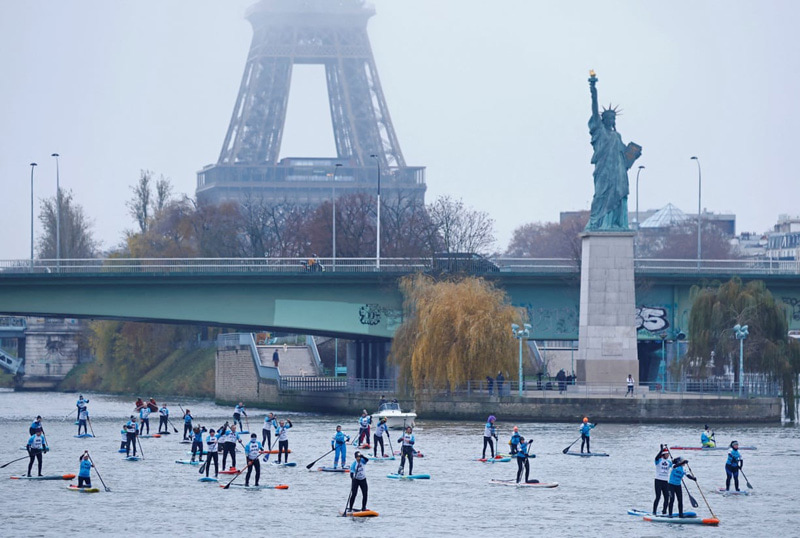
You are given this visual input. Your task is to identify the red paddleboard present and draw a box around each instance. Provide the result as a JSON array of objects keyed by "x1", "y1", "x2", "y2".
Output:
[{"x1": 219, "y1": 468, "x2": 239, "y2": 475}]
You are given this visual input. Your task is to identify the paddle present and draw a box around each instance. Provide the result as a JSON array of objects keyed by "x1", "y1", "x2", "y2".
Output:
[
  {"x1": 166, "y1": 417, "x2": 179, "y2": 434},
  {"x1": 263, "y1": 435, "x2": 277, "y2": 463},
  {"x1": 86, "y1": 452, "x2": 110, "y2": 492},
  {"x1": 739, "y1": 467, "x2": 754, "y2": 490},
  {"x1": 222, "y1": 457, "x2": 256, "y2": 489},
  {"x1": 684, "y1": 460, "x2": 717, "y2": 519},
  {"x1": 665, "y1": 447, "x2": 699, "y2": 509},
  {"x1": 561, "y1": 436, "x2": 581, "y2": 454},
  {"x1": 384, "y1": 429, "x2": 395, "y2": 460},
  {"x1": 0, "y1": 455, "x2": 29, "y2": 469},
  {"x1": 137, "y1": 435, "x2": 145, "y2": 459},
  {"x1": 62, "y1": 409, "x2": 74, "y2": 422},
  {"x1": 342, "y1": 477, "x2": 355, "y2": 517},
  {"x1": 87, "y1": 416, "x2": 96, "y2": 438},
  {"x1": 306, "y1": 447, "x2": 336, "y2": 469}
]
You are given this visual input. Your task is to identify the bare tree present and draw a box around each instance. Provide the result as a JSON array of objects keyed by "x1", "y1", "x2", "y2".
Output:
[
  {"x1": 506, "y1": 211, "x2": 588, "y2": 262},
  {"x1": 37, "y1": 189, "x2": 98, "y2": 258},
  {"x1": 153, "y1": 175, "x2": 173, "y2": 215},
  {"x1": 127, "y1": 170, "x2": 152, "y2": 233},
  {"x1": 426, "y1": 195, "x2": 495, "y2": 254}
]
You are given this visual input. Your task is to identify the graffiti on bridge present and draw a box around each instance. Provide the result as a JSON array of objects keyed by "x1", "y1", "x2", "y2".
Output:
[
  {"x1": 780, "y1": 296, "x2": 800, "y2": 321},
  {"x1": 635, "y1": 306, "x2": 669, "y2": 333},
  {"x1": 522, "y1": 304, "x2": 579, "y2": 337},
  {"x1": 358, "y1": 304, "x2": 402, "y2": 330}
]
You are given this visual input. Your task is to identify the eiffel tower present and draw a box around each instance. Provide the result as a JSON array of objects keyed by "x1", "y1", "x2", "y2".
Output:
[{"x1": 197, "y1": 0, "x2": 426, "y2": 206}]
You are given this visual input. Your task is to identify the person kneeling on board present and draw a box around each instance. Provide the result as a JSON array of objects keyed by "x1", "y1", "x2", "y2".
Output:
[
  {"x1": 667, "y1": 457, "x2": 696, "y2": 518},
  {"x1": 701, "y1": 425, "x2": 716, "y2": 448},
  {"x1": 725, "y1": 441, "x2": 743, "y2": 492},
  {"x1": 515, "y1": 437, "x2": 536, "y2": 483},
  {"x1": 244, "y1": 433, "x2": 263, "y2": 486},
  {"x1": 348, "y1": 451, "x2": 369, "y2": 513},
  {"x1": 77, "y1": 451, "x2": 93, "y2": 488},
  {"x1": 653, "y1": 445, "x2": 671, "y2": 515},
  {"x1": 397, "y1": 426, "x2": 415, "y2": 476},
  {"x1": 119, "y1": 424, "x2": 128, "y2": 451},
  {"x1": 26, "y1": 429, "x2": 48, "y2": 477}
]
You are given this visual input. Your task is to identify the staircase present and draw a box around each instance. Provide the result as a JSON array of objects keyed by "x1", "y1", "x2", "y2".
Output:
[
  {"x1": 257, "y1": 344, "x2": 319, "y2": 376},
  {"x1": 0, "y1": 347, "x2": 23, "y2": 375}
]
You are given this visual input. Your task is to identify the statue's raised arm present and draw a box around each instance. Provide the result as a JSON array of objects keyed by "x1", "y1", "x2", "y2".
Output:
[{"x1": 589, "y1": 70, "x2": 599, "y2": 119}]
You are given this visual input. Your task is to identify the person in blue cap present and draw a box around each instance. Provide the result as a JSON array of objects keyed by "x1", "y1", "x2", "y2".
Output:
[
  {"x1": 725, "y1": 440, "x2": 743, "y2": 491},
  {"x1": 667, "y1": 456, "x2": 696, "y2": 518},
  {"x1": 482, "y1": 415, "x2": 497, "y2": 459},
  {"x1": 332, "y1": 425, "x2": 350, "y2": 469},
  {"x1": 347, "y1": 451, "x2": 369, "y2": 513},
  {"x1": 515, "y1": 436, "x2": 536, "y2": 483},
  {"x1": 77, "y1": 451, "x2": 93, "y2": 488}
]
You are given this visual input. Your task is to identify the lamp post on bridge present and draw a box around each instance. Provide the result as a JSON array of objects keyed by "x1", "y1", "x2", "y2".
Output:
[
  {"x1": 691, "y1": 156, "x2": 701, "y2": 269},
  {"x1": 51, "y1": 153, "x2": 61, "y2": 267},
  {"x1": 635, "y1": 165, "x2": 645, "y2": 257},
  {"x1": 30, "y1": 162, "x2": 37, "y2": 270},
  {"x1": 331, "y1": 163, "x2": 342, "y2": 272},
  {"x1": 733, "y1": 324, "x2": 749, "y2": 397},
  {"x1": 369, "y1": 154, "x2": 381, "y2": 270},
  {"x1": 511, "y1": 323, "x2": 531, "y2": 397}
]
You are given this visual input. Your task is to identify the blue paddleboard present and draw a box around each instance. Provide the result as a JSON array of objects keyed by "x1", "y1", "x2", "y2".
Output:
[{"x1": 387, "y1": 473, "x2": 430, "y2": 480}]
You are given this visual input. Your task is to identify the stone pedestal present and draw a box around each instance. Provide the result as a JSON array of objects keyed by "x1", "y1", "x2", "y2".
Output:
[{"x1": 576, "y1": 232, "x2": 638, "y2": 385}]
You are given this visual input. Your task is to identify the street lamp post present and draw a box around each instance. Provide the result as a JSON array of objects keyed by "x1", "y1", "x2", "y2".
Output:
[
  {"x1": 30, "y1": 162, "x2": 37, "y2": 270},
  {"x1": 331, "y1": 163, "x2": 342, "y2": 271},
  {"x1": 635, "y1": 165, "x2": 645, "y2": 230},
  {"x1": 369, "y1": 154, "x2": 381, "y2": 269},
  {"x1": 511, "y1": 323, "x2": 531, "y2": 397},
  {"x1": 51, "y1": 153, "x2": 61, "y2": 265},
  {"x1": 691, "y1": 156, "x2": 701, "y2": 269},
  {"x1": 733, "y1": 324, "x2": 749, "y2": 397}
]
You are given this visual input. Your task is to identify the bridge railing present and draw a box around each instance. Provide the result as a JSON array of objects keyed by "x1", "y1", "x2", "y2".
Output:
[{"x1": 279, "y1": 376, "x2": 396, "y2": 393}]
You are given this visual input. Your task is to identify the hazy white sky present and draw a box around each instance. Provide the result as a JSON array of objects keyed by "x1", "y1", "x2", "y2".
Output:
[{"x1": 1, "y1": 0, "x2": 798, "y2": 258}]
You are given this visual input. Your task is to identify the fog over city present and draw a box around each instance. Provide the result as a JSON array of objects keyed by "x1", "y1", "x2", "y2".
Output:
[{"x1": 1, "y1": 0, "x2": 797, "y2": 257}]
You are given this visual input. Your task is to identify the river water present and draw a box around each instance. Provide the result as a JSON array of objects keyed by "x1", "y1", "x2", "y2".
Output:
[{"x1": 2, "y1": 390, "x2": 798, "y2": 537}]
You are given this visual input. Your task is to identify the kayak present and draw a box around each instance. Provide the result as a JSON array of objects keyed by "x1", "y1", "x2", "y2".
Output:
[
  {"x1": 222, "y1": 483, "x2": 289, "y2": 490},
  {"x1": 67, "y1": 485, "x2": 100, "y2": 493},
  {"x1": 317, "y1": 467, "x2": 349, "y2": 473},
  {"x1": 339, "y1": 510, "x2": 379, "y2": 518},
  {"x1": 393, "y1": 450, "x2": 424, "y2": 458},
  {"x1": 219, "y1": 468, "x2": 240, "y2": 475},
  {"x1": 628, "y1": 509, "x2": 696, "y2": 517},
  {"x1": 387, "y1": 473, "x2": 430, "y2": 480},
  {"x1": 565, "y1": 452, "x2": 609, "y2": 457},
  {"x1": 716, "y1": 488, "x2": 750, "y2": 496},
  {"x1": 175, "y1": 460, "x2": 200, "y2": 465},
  {"x1": 476, "y1": 458, "x2": 511, "y2": 463},
  {"x1": 489, "y1": 479, "x2": 558, "y2": 488},
  {"x1": 669, "y1": 446, "x2": 756, "y2": 451},
  {"x1": 124, "y1": 456, "x2": 141, "y2": 461},
  {"x1": 11, "y1": 474, "x2": 76, "y2": 480},
  {"x1": 198, "y1": 477, "x2": 218, "y2": 482},
  {"x1": 74, "y1": 434, "x2": 94, "y2": 438},
  {"x1": 643, "y1": 515, "x2": 720, "y2": 525}
]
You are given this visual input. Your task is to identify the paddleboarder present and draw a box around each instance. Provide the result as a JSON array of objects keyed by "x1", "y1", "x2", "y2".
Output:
[
  {"x1": 139, "y1": 404, "x2": 151, "y2": 435},
  {"x1": 26, "y1": 429, "x2": 48, "y2": 477},
  {"x1": 77, "y1": 407, "x2": 90, "y2": 436},
  {"x1": 182, "y1": 409, "x2": 193, "y2": 441},
  {"x1": 233, "y1": 402, "x2": 247, "y2": 430},
  {"x1": 244, "y1": 433, "x2": 263, "y2": 486},
  {"x1": 220, "y1": 422, "x2": 238, "y2": 471},
  {"x1": 580, "y1": 417, "x2": 596, "y2": 454},
  {"x1": 515, "y1": 436, "x2": 536, "y2": 483},
  {"x1": 653, "y1": 445, "x2": 672, "y2": 515},
  {"x1": 76, "y1": 395, "x2": 89, "y2": 422},
  {"x1": 190, "y1": 426, "x2": 207, "y2": 463},
  {"x1": 77, "y1": 451, "x2": 93, "y2": 488},
  {"x1": 509, "y1": 426, "x2": 521, "y2": 455},
  {"x1": 347, "y1": 451, "x2": 369, "y2": 513},
  {"x1": 275, "y1": 419, "x2": 293, "y2": 464},
  {"x1": 205, "y1": 428, "x2": 220, "y2": 478},
  {"x1": 357, "y1": 410, "x2": 372, "y2": 446},
  {"x1": 482, "y1": 415, "x2": 497, "y2": 459},
  {"x1": 667, "y1": 456, "x2": 696, "y2": 518},
  {"x1": 124, "y1": 416, "x2": 139, "y2": 458},
  {"x1": 373, "y1": 417, "x2": 389, "y2": 458},
  {"x1": 119, "y1": 424, "x2": 128, "y2": 451},
  {"x1": 332, "y1": 425, "x2": 350, "y2": 469},
  {"x1": 158, "y1": 404, "x2": 169, "y2": 434},
  {"x1": 396, "y1": 426, "x2": 415, "y2": 476},
  {"x1": 262, "y1": 412, "x2": 277, "y2": 448},
  {"x1": 725, "y1": 440, "x2": 743, "y2": 492},
  {"x1": 701, "y1": 425, "x2": 716, "y2": 448},
  {"x1": 29, "y1": 416, "x2": 43, "y2": 436}
]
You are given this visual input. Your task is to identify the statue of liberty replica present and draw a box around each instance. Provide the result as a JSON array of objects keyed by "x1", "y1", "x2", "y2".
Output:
[{"x1": 585, "y1": 70, "x2": 642, "y2": 231}]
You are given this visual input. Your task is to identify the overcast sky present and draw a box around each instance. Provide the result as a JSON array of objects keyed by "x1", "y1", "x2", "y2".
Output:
[{"x1": 1, "y1": 0, "x2": 798, "y2": 258}]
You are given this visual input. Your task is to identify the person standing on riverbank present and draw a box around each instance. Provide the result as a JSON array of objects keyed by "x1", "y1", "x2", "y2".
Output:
[
  {"x1": 276, "y1": 419, "x2": 292, "y2": 463},
  {"x1": 397, "y1": 426, "x2": 415, "y2": 476},
  {"x1": 26, "y1": 429, "x2": 48, "y2": 477},
  {"x1": 183, "y1": 409, "x2": 193, "y2": 440},
  {"x1": 626, "y1": 374, "x2": 635, "y2": 396},
  {"x1": 347, "y1": 451, "x2": 369, "y2": 513},
  {"x1": 233, "y1": 402, "x2": 247, "y2": 430},
  {"x1": 653, "y1": 445, "x2": 671, "y2": 515},
  {"x1": 158, "y1": 404, "x2": 169, "y2": 434},
  {"x1": 272, "y1": 349, "x2": 280, "y2": 368},
  {"x1": 482, "y1": 415, "x2": 497, "y2": 459},
  {"x1": 332, "y1": 425, "x2": 350, "y2": 469},
  {"x1": 77, "y1": 451, "x2": 93, "y2": 488},
  {"x1": 125, "y1": 416, "x2": 139, "y2": 457},
  {"x1": 580, "y1": 417, "x2": 596, "y2": 454}
]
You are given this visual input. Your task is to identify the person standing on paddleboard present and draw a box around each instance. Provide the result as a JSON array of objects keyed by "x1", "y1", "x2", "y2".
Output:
[
  {"x1": 725, "y1": 441, "x2": 743, "y2": 491},
  {"x1": 482, "y1": 415, "x2": 497, "y2": 459},
  {"x1": 29, "y1": 416, "x2": 43, "y2": 436},
  {"x1": 77, "y1": 451, "x2": 93, "y2": 488},
  {"x1": 139, "y1": 404, "x2": 151, "y2": 436},
  {"x1": 332, "y1": 425, "x2": 350, "y2": 469},
  {"x1": 357, "y1": 410, "x2": 372, "y2": 446},
  {"x1": 26, "y1": 429, "x2": 48, "y2": 477},
  {"x1": 262, "y1": 412, "x2": 277, "y2": 449},
  {"x1": 205, "y1": 428, "x2": 220, "y2": 478},
  {"x1": 158, "y1": 404, "x2": 169, "y2": 434},
  {"x1": 397, "y1": 426, "x2": 416, "y2": 476},
  {"x1": 76, "y1": 395, "x2": 89, "y2": 423},
  {"x1": 347, "y1": 451, "x2": 369, "y2": 513},
  {"x1": 515, "y1": 436, "x2": 536, "y2": 483},
  {"x1": 77, "y1": 406, "x2": 90, "y2": 436},
  {"x1": 190, "y1": 426, "x2": 207, "y2": 463},
  {"x1": 509, "y1": 426, "x2": 521, "y2": 455},
  {"x1": 233, "y1": 402, "x2": 247, "y2": 431},
  {"x1": 667, "y1": 456, "x2": 696, "y2": 518},
  {"x1": 653, "y1": 445, "x2": 672, "y2": 515},
  {"x1": 373, "y1": 417, "x2": 388, "y2": 458},
  {"x1": 275, "y1": 419, "x2": 293, "y2": 464},
  {"x1": 244, "y1": 433, "x2": 264, "y2": 487},
  {"x1": 119, "y1": 424, "x2": 128, "y2": 451},
  {"x1": 182, "y1": 409, "x2": 193, "y2": 441},
  {"x1": 219, "y1": 422, "x2": 238, "y2": 470},
  {"x1": 580, "y1": 417, "x2": 596, "y2": 454},
  {"x1": 701, "y1": 425, "x2": 716, "y2": 448},
  {"x1": 125, "y1": 416, "x2": 139, "y2": 458}
]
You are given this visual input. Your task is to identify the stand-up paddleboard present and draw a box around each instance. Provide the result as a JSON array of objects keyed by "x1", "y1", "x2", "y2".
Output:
[
  {"x1": 317, "y1": 467, "x2": 349, "y2": 473},
  {"x1": 221, "y1": 483, "x2": 289, "y2": 490},
  {"x1": 238, "y1": 430, "x2": 250, "y2": 434},
  {"x1": 643, "y1": 515, "x2": 719, "y2": 526},
  {"x1": 179, "y1": 440, "x2": 192, "y2": 445},
  {"x1": 628, "y1": 509, "x2": 696, "y2": 517},
  {"x1": 186, "y1": 451, "x2": 208, "y2": 456},
  {"x1": 175, "y1": 460, "x2": 200, "y2": 465},
  {"x1": 669, "y1": 445, "x2": 756, "y2": 451},
  {"x1": 140, "y1": 434, "x2": 161, "y2": 439},
  {"x1": 489, "y1": 479, "x2": 558, "y2": 488},
  {"x1": 339, "y1": 510, "x2": 379, "y2": 518},
  {"x1": 74, "y1": 434, "x2": 94, "y2": 438},
  {"x1": 387, "y1": 473, "x2": 430, "y2": 480},
  {"x1": 716, "y1": 488, "x2": 750, "y2": 496},
  {"x1": 157, "y1": 431, "x2": 171, "y2": 435},
  {"x1": 565, "y1": 452, "x2": 609, "y2": 457},
  {"x1": 219, "y1": 468, "x2": 239, "y2": 475},
  {"x1": 117, "y1": 449, "x2": 128, "y2": 453},
  {"x1": 124, "y1": 456, "x2": 141, "y2": 461},
  {"x1": 393, "y1": 450, "x2": 423, "y2": 458},
  {"x1": 268, "y1": 461, "x2": 296, "y2": 467},
  {"x1": 198, "y1": 477, "x2": 218, "y2": 482},
  {"x1": 11, "y1": 473, "x2": 76, "y2": 480},
  {"x1": 263, "y1": 449, "x2": 292, "y2": 454},
  {"x1": 67, "y1": 485, "x2": 100, "y2": 493},
  {"x1": 369, "y1": 456, "x2": 396, "y2": 461},
  {"x1": 476, "y1": 457, "x2": 511, "y2": 463}
]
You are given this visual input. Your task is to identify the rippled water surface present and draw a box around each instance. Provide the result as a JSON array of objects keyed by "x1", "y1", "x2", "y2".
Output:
[{"x1": 2, "y1": 390, "x2": 798, "y2": 537}]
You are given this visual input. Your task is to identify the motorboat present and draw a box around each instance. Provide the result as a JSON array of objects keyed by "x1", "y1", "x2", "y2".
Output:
[{"x1": 373, "y1": 401, "x2": 416, "y2": 430}]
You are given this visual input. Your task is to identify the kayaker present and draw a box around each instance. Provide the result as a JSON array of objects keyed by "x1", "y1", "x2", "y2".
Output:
[
  {"x1": 220, "y1": 422, "x2": 238, "y2": 470},
  {"x1": 667, "y1": 456, "x2": 696, "y2": 518},
  {"x1": 396, "y1": 426, "x2": 415, "y2": 476},
  {"x1": 205, "y1": 428, "x2": 220, "y2": 478},
  {"x1": 29, "y1": 415, "x2": 43, "y2": 436},
  {"x1": 26, "y1": 429, "x2": 48, "y2": 477},
  {"x1": 134, "y1": 397, "x2": 145, "y2": 411},
  {"x1": 147, "y1": 398, "x2": 158, "y2": 412},
  {"x1": 182, "y1": 409, "x2": 193, "y2": 440},
  {"x1": 125, "y1": 416, "x2": 139, "y2": 457},
  {"x1": 332, "y1": 425, "x2": 350, "y2": 469},
  {"x1": 139, "y1": 404, "x2": 151, "y2": 435},
  {"x1": 275, "y1": 419, "x2": 293, "y2": 464},
  {"x1": 190, "y1": 426, "x2": 207, "y2": 463},
  {"x1": 262, "y1": 412, "x2": 277, "y2": 448},
  {"x1": 515, "y1": 436, "x2": 536, "y2": 483},
  {"x1": 347, "y1": 451, "x2": 369, "y2": 513},
  {"x1": 77, "y1": 407, "x2": 90, "y2": 436},
  {"x1": 76, "y1": 395, "x2": 89, "y2": 422},
  {"x1": 244, "y1": 433, "x2": 263, "y2": 487},
  {"x1": 580, "y1": 417, "x2": 596, "y2": 454},
  {"x1": 701, "y1": 425, "x2": 716, "y2": 448},
  {"x1": 725, "y1": 440, "x2": 743, "y2": 491},
  {"x1": 653, "y1": 445, "x2": 672, "y2": 515},
  {"x1": 373, "y1": 417, "x2": 389, "y2": 458},
  {"x1": 357, "y1": 410, "x2": 372, "y2": 446},
  {"x1": 233, "y1": 402, "x2": 247, "y2": 430},
  {"x1": 77, "y1": 451, "x2": 93, "y2": 488},
  {"x1": 509, "y1": 426, "x2": 521, "y2": 455},
  {"x1": 482, "y1": 415, "x2": 497, "y2": 459},
  {"x1": 158, "y1": 404, "x2": 169, "y2": 434}
]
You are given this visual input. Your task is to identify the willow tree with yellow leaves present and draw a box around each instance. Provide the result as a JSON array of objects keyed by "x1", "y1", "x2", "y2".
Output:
[{"x1": 390, "y1": 274, "x2": 523, "y2": 393}]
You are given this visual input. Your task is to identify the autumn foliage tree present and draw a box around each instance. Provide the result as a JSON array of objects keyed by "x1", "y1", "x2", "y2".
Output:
[{"x1": 390, "y1": 274, "x2": 522, "y2": 394}]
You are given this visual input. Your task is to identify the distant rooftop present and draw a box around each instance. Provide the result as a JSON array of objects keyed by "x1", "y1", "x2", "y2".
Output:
[{"x1": 640, "y1": 203, "x2": 689, "y2": 229}]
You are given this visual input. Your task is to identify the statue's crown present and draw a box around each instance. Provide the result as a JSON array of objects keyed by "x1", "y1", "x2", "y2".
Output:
[{"x1": 601, "y1": 103, "x2": 622, "y2": 117}]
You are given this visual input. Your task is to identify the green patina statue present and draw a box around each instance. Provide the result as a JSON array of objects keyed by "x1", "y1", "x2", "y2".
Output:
[{"x1": 585, "y1": 70, "x2": 642, "y2": 231}]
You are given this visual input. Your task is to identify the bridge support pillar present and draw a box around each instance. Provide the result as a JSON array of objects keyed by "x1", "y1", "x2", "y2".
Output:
[{"x1": 576, "y1": 232, "x2": 638, "y2": 385}]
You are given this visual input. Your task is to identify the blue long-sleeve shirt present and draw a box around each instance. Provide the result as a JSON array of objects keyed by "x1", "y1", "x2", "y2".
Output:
[
  {"x1": 332, "y1": 431, "x2": 349, "y2": 446},
  {"x1": 78, "y1": 459, "x2": 92, "y2": 478},
  {"x1": 726, "y1": 449, "x2": 742, "y2": 467},
  {"x1": 580, "y1": 423, "x2": 595, "y2": 436}
]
